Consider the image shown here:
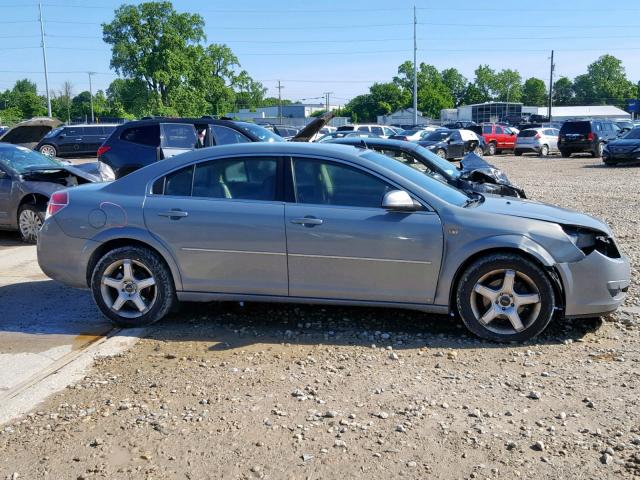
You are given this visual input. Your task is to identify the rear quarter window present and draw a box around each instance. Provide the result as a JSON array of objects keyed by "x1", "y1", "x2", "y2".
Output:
[
  {"x1": 120, "y1": 125, "x2": 160, "y2": 146},
  {"x1": 560, "y1": 122, "x2": 590, "y2": 135}
]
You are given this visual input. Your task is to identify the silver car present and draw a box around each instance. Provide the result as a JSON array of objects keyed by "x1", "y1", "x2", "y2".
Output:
[
  {"x1": 515, "y1": 127, "x2": 560, "y2": 156},
  {"x1": 37, "y1": 143, "x2": 630, "y2": 342}
]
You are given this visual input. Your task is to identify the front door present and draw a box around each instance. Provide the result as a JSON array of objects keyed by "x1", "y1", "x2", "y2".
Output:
[
  {"x1": 57, "y1": 126, "x2": 84, "y2": 155},
  {"x1": 0, "y1": 168, "x2": 12, "y2": 225},
  {"x1": 143, "y1": 155, "x2": 288, "y2": 295},
  {"x1": 447, "y1": 130, "x2": 465, "y2": 158},
  {"x1": 285, "y1": 157, "x2": 443, "y2": 304}
]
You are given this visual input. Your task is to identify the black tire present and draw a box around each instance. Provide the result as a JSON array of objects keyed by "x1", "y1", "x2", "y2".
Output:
[
  {"x1": 559, "y1": 149, "x2": 571, "y2": 158},
  {"x1": 91, "y1": 246, "x2": 175, "y2": 327},
  {"x1": 18, "y1": 204, "x2": 44, "y2": 244},
  {"x1": 592, "y1": 142, "x2": 604, "y2": 158},
  {"x1": 514, "y1": 150, "x2": 523, "y2": 156},
  {"x1": 435, "y1": 149, "x2": 447, "y2": 159},
  {"x1": 455, "y1": 253, "x2": 556, "y2": 343},
  {"x1": 603, "y1": 160, "x2": 617, "y2": 167},
  {"x1": 539, "y1": 145, "x2": 549, "y2": 157},
  {"x1": 38, "y1": 144, "x2": 57, "y2": 157},
  {"x1": 486, "y1": 142, "x2": 497, "y2": 156}
]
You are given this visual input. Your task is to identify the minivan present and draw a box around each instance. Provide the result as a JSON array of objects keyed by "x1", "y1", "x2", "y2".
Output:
[
  {"x1": 34, "y1": 124, "x2": 118, "y2": 158},
  {"x1": 558, "y1": 120, "x2": 620, "y2": 157}
]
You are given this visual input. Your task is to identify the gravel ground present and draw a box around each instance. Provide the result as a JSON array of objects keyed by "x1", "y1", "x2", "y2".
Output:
[{"x1": 2, "y1": 154, "x2": 640, "y2": 480}]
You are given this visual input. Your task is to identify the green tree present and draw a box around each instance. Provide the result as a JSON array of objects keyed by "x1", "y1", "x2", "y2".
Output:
[
  {"x1": 552, "y1": 77, "x2": 574, "y2": 106},
  {"x1": 102, "y1": 1, "x2": 205, "y2": 109},
  {"x1": 4, "y1": 79, "x2": 47, "y2": 119},
  {"x1": 573, "y1": 55, "x2": 635, "y2": 107},
  {"x1": 441, "y1": 68, "x2": 468, "y2": 107},
  {"x1": 493, "y1": 69, "x2": 522, "y2": 102},
  {"x1": 469, "y1": 65, "x2": 495, "y2": 103},
  {"x1": 393, "y1": 61, "x2": 453, "y2": 118},
  {"x1": 106, "y1": 78, "x2": 151, "y2": 117},
  {"x1": 521, "y1": 77, "x2": 547, "y2": 106}
]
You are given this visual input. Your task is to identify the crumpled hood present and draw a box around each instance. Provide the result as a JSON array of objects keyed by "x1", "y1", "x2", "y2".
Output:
[
  {"x1": 476, "y1": 195, "x2": 611, "y2": 234},
  {"x1": 290, "y1": 111, "x2": 335, "y2": 142},
  {"x1": 21, "y1": 163, "x2": 100, "y2": 183}
]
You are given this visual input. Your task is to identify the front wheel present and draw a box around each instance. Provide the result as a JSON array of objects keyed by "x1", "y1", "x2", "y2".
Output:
[
  {"x1": 455, "y1": 253, "x2": 555, "y2": 342},
  {"x1": 18, "y1": 204, "x2": 44, "y2": 243},
  {"x1": 559, "y1": 149, "x2": 571, "y2": 158},
  {"x1": 592, "y1": 142, "x2": 604, "y2": 158},
  {"x1": 435, "y1": 149, "x2": 447, "y2": 159},
  {"x1": 91, "y1": 246, "x2": 175, "y2": 327},
  {"x1": 39, "y1": 144, "x2": 57, "y2": 157},
  {"x1": 473, "y1": 146, "x2": 484, "y2": 156},
  {"x1": 486, "y1": 142, "x2": 497, "y2": 156}
]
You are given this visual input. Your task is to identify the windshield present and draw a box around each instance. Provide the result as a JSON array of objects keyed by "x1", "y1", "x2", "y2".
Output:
[
  {"x1": 424, "y1": 131, "x2": 450, "y2": 141},
  {"x1": 399, "y1": 129, "x2": 418, "y2": 136},
  {"x1": 622, "y1": 127, "x2": 640, "y2": 139},
  {"x1": 361, "y1": 150, "x2": 469, "y2": 206},
  {"x1": 0, "y1": 145, "x2": 64, "y2": 173},
  {"x1": 235, "y1": 122, "x2": 285, "y2": 143},
  {"x1": 44, "y1": 127, "x2": 64, "y2": 138}
]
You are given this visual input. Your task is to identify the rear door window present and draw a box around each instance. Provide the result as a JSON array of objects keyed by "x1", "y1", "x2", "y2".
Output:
[
  {"x1": 495, "y1": 126, "x2": 504, "y2": 134},
  {"x1": 192, "y1": 157, "x2": 277, "y2": 201},
  {"x1": 120, "y1": 125, "x2": 160, "y2": 146},
  {"x1": 160, "y1": 123, "x2": 198, "y2": 149},
  {"x1": 371, "y1": 126, "x2": 384, "y2": 135},
  {"x1": 64, "y1": 127, "x2": 83, "y2": 137},
  {"x1": 482, "y1": 125, "x2": 492, "y2": 134},
  {"x1": 158, "y1": 165, "x2": 194, "y2": 197},
  {"x1": 357, "y1": 126, "x2": 370, "y2": 132},
  {"x1": 211, "y1": 125, "x2": 251, "y2": 145}
]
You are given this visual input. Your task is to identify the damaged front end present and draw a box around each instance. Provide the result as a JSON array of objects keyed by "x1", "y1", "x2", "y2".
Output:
[
  {"x1": 458, "y1": 152, "x2": 526, "y2": 198},
  {"x1": 20, "y1": 165, "x2": 99, "y2": 194}
]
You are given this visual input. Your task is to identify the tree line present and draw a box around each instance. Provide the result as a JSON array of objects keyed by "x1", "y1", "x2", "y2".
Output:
[{"x1": 0, "y1": 1, "x2": 638, "y2": 125}]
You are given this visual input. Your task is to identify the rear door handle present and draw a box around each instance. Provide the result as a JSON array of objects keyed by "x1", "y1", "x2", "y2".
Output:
[
  {"x1": 291, "y1": 217, "x2": 323, "y2": 226},
  {"x1": 158, "y1": 209, "x2": 189, "y2": 219}
]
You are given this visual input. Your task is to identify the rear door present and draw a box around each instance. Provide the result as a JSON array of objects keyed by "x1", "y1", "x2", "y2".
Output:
[
  {"x1": 144, "y1": 155, "x2": 287, "y2": 295},
  {"x1": 57, "y1": 126, "x2": 84, "y2": 155},
  {"x1": 80, "y1": 126, "x2": 102, "y2": 154},
  {"x1": 210, "y1": 125, "x2": 251, "y2": 145},
  {"x1": 285, "y1": 156, "x2": 443, "y2": 304},
  {"x1": 159, "y1": 123, "x2": 198, "y2": 158},
  {"x1": 447, "y1": 130, "x2": 465, "y2": 158}
]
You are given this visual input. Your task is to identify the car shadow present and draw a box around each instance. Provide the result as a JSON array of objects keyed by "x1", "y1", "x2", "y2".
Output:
[
  {"x1": 0, "y1": 280, "x2": 604, "y2": 350},
  {"x1": 583, "y1": 163, "x2": 640, "y2": 169},
  {"x1": 0, "y1": 231, "x2": 23, "y2": 248}
]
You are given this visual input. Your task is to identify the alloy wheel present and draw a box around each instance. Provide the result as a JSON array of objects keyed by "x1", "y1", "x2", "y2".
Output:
[
  {"x1": 19, "y1": 209, "x2": 42, "y2": 242},
  {"x1": 436, "y1": 149, "x2": 446, "y2": 159},
  {"x1": 39, "y1": 145, "x2": 56, "y2": 157},
  {"x1": 100, "y1": 259, "x2": 158, "y2": 319},
  {"x1": 469, "y1": 269, "x2": 541, "y2": 335}
]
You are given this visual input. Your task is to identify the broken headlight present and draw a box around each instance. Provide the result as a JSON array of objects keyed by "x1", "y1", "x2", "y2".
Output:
[{"x1": 562, "y1": 226, "x2": 621, "y2": 258}]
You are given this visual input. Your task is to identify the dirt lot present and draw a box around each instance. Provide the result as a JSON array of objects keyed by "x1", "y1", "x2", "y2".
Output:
[{"x1": 1, "y1": 154, "x2": 640, "y2": 480}]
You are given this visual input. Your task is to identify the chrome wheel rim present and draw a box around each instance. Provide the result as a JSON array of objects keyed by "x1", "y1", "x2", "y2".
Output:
[
  {"x1": 39, "y1": 145, "x2": 56, "y2": 157},
  {"x1": 436, "y1": 150, "x2": 446, "y2": 158},
  {"x1": 19, "y1": 209, "x2": 42, "y2": 241},
  {"x1": 540, "y1": 145, "x2": 548, "y2": 156},
  {"x1": 474, "y1": 147, "x2": 483, "y2": 156},
  {"x1": 470, "y1": 269, "x2": 541, "y2": 335},
  {"x1": 100, "y1": 259, "x2": 157, "y2": 319}
]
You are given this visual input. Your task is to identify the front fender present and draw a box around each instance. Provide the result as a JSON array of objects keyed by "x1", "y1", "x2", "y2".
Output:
[
  {"x1": 89, "y1": 226, "x2": 184, "y2": 291},
  {"x1": 434, "y1": 234, "x2": 558, "y2": 306}
]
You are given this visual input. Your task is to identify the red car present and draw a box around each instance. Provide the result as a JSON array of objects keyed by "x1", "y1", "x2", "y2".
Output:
[{"x1": 466, "y1": 124, "x2": 517, "y2": 155}]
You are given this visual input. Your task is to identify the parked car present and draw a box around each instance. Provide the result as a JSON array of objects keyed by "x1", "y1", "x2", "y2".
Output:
[
  {"x1": 0, "y1": 143, "x2": 98, "y2": 242},
  {"x1": 38, "y1": 142, "x2": 629, "y2": 343},
  {"x1": 602, "y1": 127, "x2": 640, "y2": 166},
  {"x1": 316, "y1": 131, "x2": 381, "y2": 142},
  {"x1": 34, "y1": 124, "x2": 118, "y2": 158},
  {"x1": 324, "y1": 137, "x2": 525, "y2": 197},
  {"x1": 336, "y1": 124, "x2": 398, "y2": 138},
  {"x1": 614, "y1": 120, "x2": 634, "y2": 135},
  {"x1": 97, "y1": 118, "x2": 286, "y2": 180},
  {"x1": 0, "y1": 117, "x2": 62, "y2": 150},
  {"x1": 443, "y1": 121, "x2": 476, "y2": 129},
  {"x1": 514, "y1": 127, "x2": 560, "y2": 156},
  {"x1": 465, "y1": 124, "x2": 517, "y2": 155},
  {"x1": 417, "y1": 128, "x2": 485, "y2": 160},
  {"x1": 389, "y1": 128, "x2": 437, "y2": 142},
  {"x1": 259, "y1": 124, "x2": 300, "y2": 140},
  {"x1": 558, "y1": 119, "x2": 619, "y2": 158}
]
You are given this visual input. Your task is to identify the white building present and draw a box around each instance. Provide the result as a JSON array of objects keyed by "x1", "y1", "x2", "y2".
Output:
[
  {"x1": 377, "y1": 108, "x2": 429, "y2": 126},
  {"x1": 523, "y1": 105, "x2": 631, "y2": 121}
]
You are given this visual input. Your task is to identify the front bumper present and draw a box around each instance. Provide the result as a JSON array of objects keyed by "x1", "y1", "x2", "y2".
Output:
[
  {"x1": 602, "y1": 149, "x2": 640, "y2": 163},
  {"x1": 37, "y1": 217, "x2": 100, "y2": 289},
  {"x1": 556, "y1": 249, "x2": 630, "y2": 317},
  {"x1": 515, "y1": 145, "x2": 541, "y2": 153}
]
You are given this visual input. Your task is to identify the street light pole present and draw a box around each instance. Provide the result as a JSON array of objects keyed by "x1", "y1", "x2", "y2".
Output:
[
  {"x1": 88, "y1": 72, "x2": 95, "y2": 123},
  {"x1": 412, "y1": 5, "x2": 418, "y2": 126},
  {"x1": 38, "y1": 1, "x2": 52, "y2": 117}
]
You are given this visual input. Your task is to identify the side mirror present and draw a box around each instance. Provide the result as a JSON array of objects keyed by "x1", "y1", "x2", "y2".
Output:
[
  {"x1": 382, "y1": 190, "x2": 420, "y2": 211},
  {"x1": 58, "y1": 134, "x2": 65, "y2": 139}
]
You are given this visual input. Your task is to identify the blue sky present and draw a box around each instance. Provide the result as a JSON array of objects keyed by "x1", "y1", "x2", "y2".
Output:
[{"x1": 1, "y1": 0, "x2": 639, "y2": 107}]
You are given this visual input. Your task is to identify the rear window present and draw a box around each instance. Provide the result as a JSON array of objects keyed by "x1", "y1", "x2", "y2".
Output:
[
  {"x1": 560, "y1": 121, "x2": 590, "y2": 135},
  {"x1": 121, "y1": 125, "x2": 160, "y2": 146},
  {"x1": 518, "y1": 130, "x2": 538, "y2": 137},
  {"x1": 337, "y1": 126, "x2": 355, "y2": 131}
]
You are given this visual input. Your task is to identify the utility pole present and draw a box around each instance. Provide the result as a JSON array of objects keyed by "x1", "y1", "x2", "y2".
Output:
[
  {"x1": 276, "y1": 80, "x2": 284, "y2": 124},
  {"x1": 88, "y1": 72, "x2": 95, "y2": 123},
  {"x1": 38, "y1": 1, "x2": 52, "y2": 117},
  {"x1": 548, "y1": 50, "x2": 555, "y2": 122},
  {"x1": 323, "y1": 91, "x2": 333, "y2": 114},
  {"x1": 412, "y1": 5, "x2": 418, "y2": 126}
]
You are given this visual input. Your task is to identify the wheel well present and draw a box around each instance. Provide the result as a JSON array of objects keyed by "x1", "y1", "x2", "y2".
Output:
[
  {"x1": 18, "y1": 193, "x2": 49, "y2": 219},
  {"x1": 448, "y1": 247, "x2": 565, "y2": 315},
  {"x1": 86, "y1": 238, "x2": 174, "y2": 288}
]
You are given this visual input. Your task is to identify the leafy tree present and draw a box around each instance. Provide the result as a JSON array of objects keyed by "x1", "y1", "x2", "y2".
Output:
[
  {"x1": 572, "y1": 55, "x2": 635, "y2": 107},
  {"x1": 393, "y1": 61, "x2": 453, "y2": 118},
  {"x1": 493, "y1": 69, "x2": 522, "y2": 102},
  {"x1": 469, "y1": 65, "x2": 495, "y2": 103},
  {"x1": 552, "y1": 77, "x2": 574, "y2": 106},
  {"x1": 102, "y1": 2, "x2": 205, "y2": 109},
  {"x1": 521, "y1": 77, "x2": 547, "y2": 106},
  {"x1": 4, "y1": 79, "x2": 47, "y2": 119},
  {"x1": 441, "y1": 68, "x2": 468, "y2": 107},
  {"x1": 462, "y1": 83, "x2": 486, "y2": 105},
  {"x1": 106, "y1": 78, "x2": 151, "y2": 117}
]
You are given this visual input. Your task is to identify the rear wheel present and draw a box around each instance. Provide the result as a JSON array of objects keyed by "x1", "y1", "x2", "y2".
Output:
[
  {"x1": 38, "y1": 144, "x2": 57, "y2": 157},
  {"x1": 559, "y1": 149, "x2": 571, "y2": 158},
  {"x1": 539, "y1": 144, "x2": 549, "y2": 157},
  {"x1": 455, "y1": 253, "x2": 555, "y2": 342},
  {"x1": 18, "y1": 204, "x2": 44, "y2": 244},
  {"x1": 487, "y1": 142, "x2": 497, "y2": 156},
  {"x1": 592, "y1": 142, "x2": 604, "y2": 158},
  {"x1": 473, "y1": 146, "x2": 483, "y2": 156},
  {"x1": 514, "y1": 150, "x2": 523, "y2": 157},
  {"x1": 435, "y1": 149, "x2": 447, "y2": 159},
  {"x1": 91, "y1": 246, "x2": 175, "y2": 327}
]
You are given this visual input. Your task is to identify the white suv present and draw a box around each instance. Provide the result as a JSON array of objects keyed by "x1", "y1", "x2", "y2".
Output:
[{"x1": 336, "y1": 124, "x2": 397, "y2": 138}]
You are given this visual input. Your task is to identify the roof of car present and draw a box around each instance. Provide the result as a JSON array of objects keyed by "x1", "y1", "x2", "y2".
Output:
[
  {"x1": 115, "y1": 117, "x2": 243, "y2": 128},
  {"x1": 63, "y1": 124, "x2": 120, "y2": 128},
  {"x1": 322, "y1": 137, "x2": 421, "y2": 151}
]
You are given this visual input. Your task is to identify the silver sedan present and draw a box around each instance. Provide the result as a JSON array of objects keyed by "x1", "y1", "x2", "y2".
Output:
[{"x1": 37, "y1": 143, "x2": 630, "y2": 342}]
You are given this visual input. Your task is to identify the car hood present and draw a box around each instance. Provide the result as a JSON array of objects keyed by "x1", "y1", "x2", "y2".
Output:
[
  {"x1": 607, "y1": 138, "x2": 640, "y2": 146},
  {"x1": 476, "y1": 195, "x2": 611, "y2": 234},
  {"x1": 0, "y1": 117, "x2": 62, "y2": 148},
  {"x1": 290, "y1": 111, "x2": 335, "y2": 142},
  {"x1": 20, "y1": 163, "x2": 100, "y2": 183}
]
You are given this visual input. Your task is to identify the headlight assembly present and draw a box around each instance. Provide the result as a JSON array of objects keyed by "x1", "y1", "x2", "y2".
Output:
[{"x1": 561, "y1": 225, "x2": 620, "y2": 258}]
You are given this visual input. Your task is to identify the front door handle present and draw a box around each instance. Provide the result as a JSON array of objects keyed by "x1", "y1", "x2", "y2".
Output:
[
  {"x1": 158, "y1": 209, "x2": 189, "y2": 219},
  {"x1": 291, "y1": 216, "x2": 323, "y2": 226}
]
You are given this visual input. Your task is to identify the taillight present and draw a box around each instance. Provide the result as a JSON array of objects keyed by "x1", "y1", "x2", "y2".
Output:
[
  {"x1": 46, "y1": 191, "x2": 68, "y2": 219},
  {"x1": 97, "y1": 145, "x2": 111, "y2": 157},
  {"x1": 534, "y1": 133, "x2": 541, "y2": 139},
  {"x1": 587, "y1": 132, "x2": 594, "y2": 141}
]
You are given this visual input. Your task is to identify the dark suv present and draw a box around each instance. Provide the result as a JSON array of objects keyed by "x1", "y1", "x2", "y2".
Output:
[
  {"x1": 35, "y1": 124, "x2": 118, "y2": 158},
  {"x1": 97, "y1": 118, "x2": 284, "y2": 180},
  {"x1": 558, "y1": 120, "x2": 619, "y2": 157}
]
